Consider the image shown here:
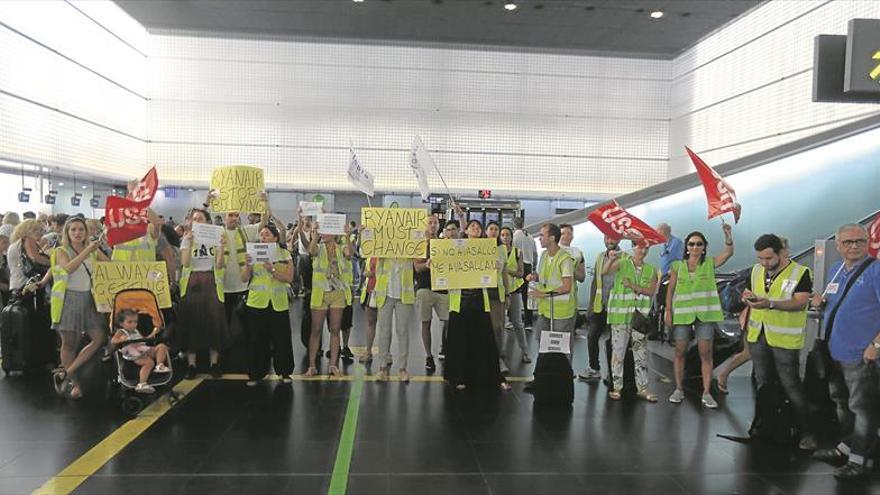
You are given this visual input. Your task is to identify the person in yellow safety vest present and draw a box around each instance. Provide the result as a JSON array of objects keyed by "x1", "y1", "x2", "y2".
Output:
[
  {"x1": 443, "y1": 218, "x2": 511, "y2": 391},
  {"x1": 338, "y1": 236, "x2": 356, "y2": 363},
  {"x1": 177, "y1": 208, "x2": 230, "y2": 380},
  {"x1": 665, "y1": 224, "x2": 734, "y2": 409},
  {"x1": 241, "y1": 224, "x2": 295, "y2": 386},
  {"x1": 305, "y1": 221, "x2": 353, "y2": 377},
  {"x1": 51, "y1": 218, "x2": 111, "y2": 399},
  {"x1": 358, "y1": 256, "x2": 380, "y2": 364},
  {"x1": 579, "y1": 235, "x2": 621, "y2": 382},
  {"x1": 110, "y1": 207, "x2": 162, "y2": 262},
  {"x1": 413, "y1": 215, "x2": 449, "y2": 372},
  {"x1": 602, "y1": 241, "x2": 659, "y2": 402},
  {"x1": 206, "y1": 189, "x2": 270, "y2": 326},
  {"x1": 373, "y1": 254, "x2": 417, "y2": 383},
  {"x1": 499, "y1": 226, "x2": 530, "y2": 363},
  {"x1": 526, "y1": 223, "x2": 576, "y2": 362},
  {"x1": 485, "y1": 221, "x2": 512, "y2": 374},
  {"x1": 742, "y1": 233, "x2": 817, "y2": 451}
]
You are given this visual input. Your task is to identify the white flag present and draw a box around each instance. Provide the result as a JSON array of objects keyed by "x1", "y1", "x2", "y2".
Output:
[
  {"x1": 409, "y1": 136, "x2": 433, "y2": 201},
  {"x1": 347, "y1": 148, "x2": 375, "y2": 197}
]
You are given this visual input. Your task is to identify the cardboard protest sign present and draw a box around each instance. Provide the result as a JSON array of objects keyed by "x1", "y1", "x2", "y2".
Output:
[
  {"x1": 192, "y1": 222, "x2": 225, "y2": 247},
  {"x1": 92, "y1": 262, "x2": 171, "y2": 312},
  {"x1": 429, "y1": 238, "x2": 498, "y2": 290},
  {"x1": 209, "y1": 166, "x2": 266, "y2": 213},
  {"x1": 359, "y1": 208, "x2": 428, "y2": 258},
  {"x1": 300, "y1": 201, "x2": 323, "y2": 217},
  {"x1": 247, "y1": 243, "x2": 276, "y2": 263},
  {"x1": 318, "y1": 213, "x2": 346, "y2": 236}
]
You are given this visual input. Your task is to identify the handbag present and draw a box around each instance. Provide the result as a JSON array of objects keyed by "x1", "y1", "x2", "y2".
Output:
[{"x1": 630, "y1": 308, "x2": 652, "y2": 335}]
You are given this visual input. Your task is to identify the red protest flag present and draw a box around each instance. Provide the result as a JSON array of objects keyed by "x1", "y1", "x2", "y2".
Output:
[
  {"x1": 587, "y1": 200, "x2": 667, "y2": 246},
  {"x1": 104, "y1": 195, "x2": 150, "y2": 247},
  {"x1": 127, "y1": 166, "x2": 159, "y2": 203},
  {"x1": 685, "y1": 147, "x2": 741, "y2": 223},
  {"x1": 868, "y1": 214, "x2": 880, "y2": 258}
]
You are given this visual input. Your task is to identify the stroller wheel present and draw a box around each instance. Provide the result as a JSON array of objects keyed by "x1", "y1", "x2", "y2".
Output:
[{"x1": 121, "y1": 396, "x2": 144, "y2": 416}]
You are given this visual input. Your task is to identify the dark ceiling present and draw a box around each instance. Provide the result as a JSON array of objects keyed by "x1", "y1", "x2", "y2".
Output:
[{"x1": 116, "y1": 0, "x2": 762, "y2": 59}]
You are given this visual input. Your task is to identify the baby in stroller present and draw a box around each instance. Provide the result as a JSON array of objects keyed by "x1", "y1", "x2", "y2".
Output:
[{"x1": 110, "y1": 308, "x2": 171, "y2": 394}]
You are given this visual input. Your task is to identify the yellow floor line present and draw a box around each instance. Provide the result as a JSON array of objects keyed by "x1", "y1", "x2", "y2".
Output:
[
  {"x1": 215, "y1": 373, "x2": 533, "y2": 383},
  {"x1": 31, "y1": 378, "x2": 204, "y2": 495}
]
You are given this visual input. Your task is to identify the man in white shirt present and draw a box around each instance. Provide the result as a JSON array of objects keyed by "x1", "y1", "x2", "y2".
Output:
[{"x1": 513, "y1": 217, "x2": 537, "y2": 327}]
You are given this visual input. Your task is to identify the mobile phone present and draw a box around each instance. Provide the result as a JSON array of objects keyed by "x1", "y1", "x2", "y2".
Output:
[{"x1": 745, "y1": 295, "x2": 758, "y2": 302}]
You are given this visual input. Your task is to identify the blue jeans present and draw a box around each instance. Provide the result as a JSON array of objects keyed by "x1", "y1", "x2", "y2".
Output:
[{"x1": 830, "y1": 360, "x2": 879, "y2": 465}]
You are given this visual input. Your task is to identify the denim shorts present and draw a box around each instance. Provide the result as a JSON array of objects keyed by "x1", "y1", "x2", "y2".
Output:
[{"x1": 672, "y1": 321, "x2": 716, "y2": 341}]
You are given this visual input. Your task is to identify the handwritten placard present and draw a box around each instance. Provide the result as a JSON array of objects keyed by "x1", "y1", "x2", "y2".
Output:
[
  {"x1": 192, "y1": 222, "x2": 225, "y2": 247},
  {"x1": 318, "y1": 213, "x2": 346, "y2": 236},
  {"x1": 209, "y1": 166, "x2": 266, "y2": 213},
  {"x1": 429, "y1": 238, "x2": 498, "y2": 290},
  {"x1": 92, "y1": 262, "x2": 172, "y2": 312},
  {"x1": 359, "y1": 208, "x2": 428, "y2": 258},
  {"x1": 247, "y1": 242, "x2": 276, "y2": 263},
  {"x1": 300, "y1": 201, "x2": 323, "y2": 217}
]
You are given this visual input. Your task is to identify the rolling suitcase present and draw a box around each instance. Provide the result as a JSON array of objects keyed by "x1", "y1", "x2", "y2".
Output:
[
  {"x1": 533, "y1": 293, "x2": 574, "y2": 406},
  {"x1": 0, "y1": 297, "x2": 33, "y2": 375}
]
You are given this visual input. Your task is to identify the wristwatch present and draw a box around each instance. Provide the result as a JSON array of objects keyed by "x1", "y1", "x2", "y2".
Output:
[{"x1": 872, "y1": 341, "x2": 880, "y2": 351}]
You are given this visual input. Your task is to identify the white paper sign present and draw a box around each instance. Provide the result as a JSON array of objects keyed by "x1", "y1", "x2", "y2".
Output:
[
  {"x1": 300, "y1": 201, "x2": 323, "y2": 217},
  {"x1": 347, "y1": 148, "x2": 375, "y2": 197},
  {"x1": 192, "y1": 222, "x2": 225, "y2": 247},
  {"x1": 539, "y1": 330, "x2": 571, "y2": 354},
  {"x1": 246, "y1": 242, "x2": 276, "y2": 263},
  {"x1": 318, "y1": 213, "x2": 346, "y2": 236}
]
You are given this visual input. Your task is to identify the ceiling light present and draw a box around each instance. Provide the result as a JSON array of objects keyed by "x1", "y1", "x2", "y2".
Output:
[
  {"x1": 353, "y1": 0, "x2": 364, "y2": 2},
  {"x1": 504, "y1": 2, "x2": 517, "y2": 11},
  {"x1": 58, "y1": 182, "x2": 65, "y2": 186},
  {"x1": 650, "y1": 10, "x2": 664, "y2": 19}
]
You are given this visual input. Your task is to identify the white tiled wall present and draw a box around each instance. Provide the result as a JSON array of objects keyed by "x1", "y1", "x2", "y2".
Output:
[
  {"x1": 668, "y1": 0, "x2": 880, "y2": 176},
  {"x1": 147, "y1": 35, "x2": 670, "y2": 197}
]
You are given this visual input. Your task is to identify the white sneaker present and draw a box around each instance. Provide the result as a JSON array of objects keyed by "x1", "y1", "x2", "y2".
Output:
[
  {"x1": 154, "y1": 364, "x2": 171, "y2": 373},
  {"x1": 499, "y1": 359, "x2": 509, "y2": 375},
  {"x1": 246, "y1": 380, "x2": 258, "y2": 387},
  {"x1": 135, "y1": 383, "x2": 155, "y2": 394},
  {"x1": 668, "y1": 389, "x2": 685, "y2": 403},
  {"x1": 577, "y1": 369, "x2": 601, "y2": 381},
  {"x1": 701, "y1": 393, "x2": 718, "y2": 409}
]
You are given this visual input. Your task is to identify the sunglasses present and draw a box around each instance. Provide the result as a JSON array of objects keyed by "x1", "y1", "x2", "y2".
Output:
[
  {"x1": 687, "y1": 242, "x2": 705, "y2": 247},
  {"x1": 839, "y1": 239, "x2": 867, "y2": 247}
]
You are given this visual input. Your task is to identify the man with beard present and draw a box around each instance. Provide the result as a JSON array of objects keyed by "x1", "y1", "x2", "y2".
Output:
[{"x1": 579, "y1": 235, "x2": 621, "y2": 382}]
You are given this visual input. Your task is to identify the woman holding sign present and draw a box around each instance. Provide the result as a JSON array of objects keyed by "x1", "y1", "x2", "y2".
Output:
[
  {"x1": 178, "y1": 209, "x2": 230, "y2": 380},
  {"x1": 443, "y1": 219, "x2": 511, "y2": 391},
  {"x1": 241, "y1": 224, "x2": 295, "y2": 384},
  {"x1": 306, "y1": 222, "x2": 353, "y2": 377},
  {"x1": 485, "y1": 221, "x2": 511, "y2": 374},
  {"x1": 664, "y1": 224, "x2": 734, "y2": 409},
  {"x1": 51, "y1": 218, "x2": 111, "y2": 399}
]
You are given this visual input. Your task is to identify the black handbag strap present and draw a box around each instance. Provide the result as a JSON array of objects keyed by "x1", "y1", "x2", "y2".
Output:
[{"x1": 825, "y1": 257, "x2": 876, "y2": 339}]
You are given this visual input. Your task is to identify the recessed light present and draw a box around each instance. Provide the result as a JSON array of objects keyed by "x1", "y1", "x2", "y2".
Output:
[
  {"x1": 58, "y1": 182, "x2": 65, "y2": 186},
  {"x1": 650, "y1": 10, "x2": 664, "y2": 19},
  {"x1": 353, "y1": 0, "x2": 364, "y2": 3},
  {"x1": 504, "y1": 2, "x2": 517, "y2": 11}
]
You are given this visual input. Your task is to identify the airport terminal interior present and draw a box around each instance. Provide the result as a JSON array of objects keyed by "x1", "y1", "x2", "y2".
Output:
[{"x1": 1, "y1": 0, "x2": 880, "y2": 494}]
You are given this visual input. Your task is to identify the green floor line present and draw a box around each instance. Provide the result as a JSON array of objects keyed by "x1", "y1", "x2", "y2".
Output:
[{"x1": 327, "y1": 364, "x2": 365, "y2": 495}]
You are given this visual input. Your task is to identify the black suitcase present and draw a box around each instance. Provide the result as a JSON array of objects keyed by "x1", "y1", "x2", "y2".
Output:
[
  {"x1": 533, "y1": 352, "x2": 574, "y2": 406},
  {"x1": 1, "y1": 298, "x2": 33, "y2": 374}
]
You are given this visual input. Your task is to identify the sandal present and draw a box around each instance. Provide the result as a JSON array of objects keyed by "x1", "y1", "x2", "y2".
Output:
[
  {"x1": 303, "y1": 367, "x2": 318, "y2": 377},
  {"x1": 67, "y1": 383, "x2": 82, "y2": 400},
  {"x1": 716, "y1": 380, "x2": 729, "y2": 395},
  {"x1": 608, "y1": 390, "x2": 622, "y2": 400},
  {"x1": 499, "y1": 382, "x2": 512, "y2": 391},
  {"x1": 375, "y1": 368, "x2": 389, "y2": 381},
  {"x1": 328, "y1": 366, "x2": 342, "y2": 377},
  {"x1": 637, "y1": 390, "x2": 658, "y2": 402},
  {"x1": 358, "y1": 353, "x2": 373, "y2": 364}
]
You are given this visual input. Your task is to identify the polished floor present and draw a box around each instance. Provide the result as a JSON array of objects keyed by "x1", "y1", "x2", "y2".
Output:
[{"x1": 1, "y1": 300, "x2": 878, "y2": 495}]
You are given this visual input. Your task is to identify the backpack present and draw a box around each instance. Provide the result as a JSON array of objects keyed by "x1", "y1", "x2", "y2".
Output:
[{"x1": 747, "y1": 382, "x2": 798, "y2": 445}]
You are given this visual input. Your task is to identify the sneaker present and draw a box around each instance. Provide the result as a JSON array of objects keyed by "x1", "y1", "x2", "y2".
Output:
[
  {"x1": 438, "y1": 351, "x2": 446, "y2": 361},
  {"x1": 577, "y1": 369, "x2": 601, "y2": 382},
  {"x1": 522, "y1": 354, "x2": 532, "y2": 364},
  {"x1": 701, "y1": 393, "x2": 718, "y2": 409},
  {"x1": 185, "y1": 365, "x2": 197, "y2": 380},
  {"x1": 668, "y1": 389, "x2": 685, "y2": 404},
  {"x1": 154, "y1": 364, "x2": 171, "y2": 374},
  {"x1": 246, "y1": 380, "x2": 258, "y2": 387},
  {"x1": 341, "y1": 347, "x2": 354, "y2": 360},
  {"x1": 505, "y1": 323, "x2": 513, "y2": 330},
  {"x1": 210, "y1": 363, "x2": 222, "y2": 379},
  {"x1": 813, "y1": 448, "x2": 848, "y2": 466},
  {"x1": 834, "y1": 461, "x2": 869, "y2": 480},
  {"x1": 281, "y1": 375, "x2": 293, "y2": 384},
  {"x1": 798, "y1": 434, "x2": 818, "y2": 451},
  {"x1": 135, "y1": 383, "x2": 155, "y2": 394},
  {"x1": 425, "y1": 356, "x2": 436, "y2": 372},
  {"x1": 499, "y1": 359, "x2": 509, "y2": 375}
]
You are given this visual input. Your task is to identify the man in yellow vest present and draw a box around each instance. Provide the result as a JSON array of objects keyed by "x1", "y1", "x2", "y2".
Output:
[
  {"x1": 742, "y1": 233, "x2": 817, "y2": 451},
  {"x1": 374, "y1": 256, "x2": 416, "y2": 383},
  {"x1": 414, "y1": 214, "x2": 448, "y2": 372},
  {"x1": 579, "y1": 235, "x2": 621, "y2": 382},
  {"x1": 110, "y1": 207, "x2": 163, "y2": 262},
  {"x1": 527, "y1": 223, "x2": 575, "y2": 357}
]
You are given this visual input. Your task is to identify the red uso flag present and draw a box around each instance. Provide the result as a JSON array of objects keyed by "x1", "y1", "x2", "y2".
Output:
[
  {"x1": 587, "y1": 200, "x2": 666, "y2": 246},
  {"x1": 868, "y1": 214, "x2": 880, "y2": 258},
  {"x1": 685, "y1": 147, "x2": 742, "y2": 223},
  {"x1": 127, "y1": 166, "x2": 159, "y2": 203},
  {"x1": 104, "y1": 195, "x2": 151, "y2": 247}
]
